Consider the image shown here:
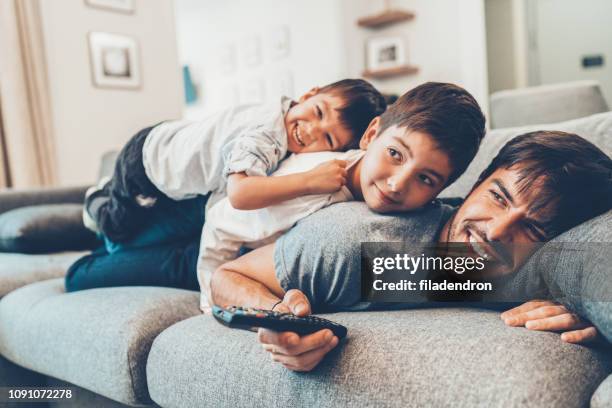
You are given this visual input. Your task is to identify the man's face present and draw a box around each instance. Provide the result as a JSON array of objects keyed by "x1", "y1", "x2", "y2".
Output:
[
  {"x1": 284, "y1": 88, "x2": 355, "y2": 153},
  {"x1": 442, "y1": 166, "x2": 552, "y2": 275},
  {"x1": 358, "y1": 122, "x2": 452, "y2": 213}
]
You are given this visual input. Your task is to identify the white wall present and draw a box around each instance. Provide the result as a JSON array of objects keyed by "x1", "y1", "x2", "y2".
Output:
[
  {"x1": 174, "y1": 0, "x2": 348, "y2": 117},
  {"x1": 175, "y1": 0, "x2": 489, "y2": 118},
  {"x1": 340, "y1": 0, "x2": 489, "y2": 115},
  {"x1": 532, "y1": 0, "x2": 612, "y2": 103},
  {"x1": 484, "y1": 0, "x2": 529, "y2": 93},
  {"x1": 40, "y1": 0, "x2": 183, "y2": 186}
]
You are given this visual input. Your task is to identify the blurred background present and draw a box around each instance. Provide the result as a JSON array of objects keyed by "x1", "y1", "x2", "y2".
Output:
[{"x1": 0, "y1": 0, "x2": 610, "y2": 188}]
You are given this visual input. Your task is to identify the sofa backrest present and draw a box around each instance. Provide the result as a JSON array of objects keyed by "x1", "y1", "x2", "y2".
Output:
[
  {"x1": 440, "y1": 111, "x2": 612, "y2": 198},
  {"x1": 490, "y1": 80, "x2": 609, "y2": 129}
]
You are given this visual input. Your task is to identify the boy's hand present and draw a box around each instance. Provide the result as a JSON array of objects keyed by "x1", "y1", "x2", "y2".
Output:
[
  {"x1": 305, "y1": 160, "x2": 348, "y2": 195},
  {"x1": 501, "y1": 300, "x2": 598, "y2": 343},
  {"x1": 258, "y1": 289, "x2": 339, "y2": 372}
]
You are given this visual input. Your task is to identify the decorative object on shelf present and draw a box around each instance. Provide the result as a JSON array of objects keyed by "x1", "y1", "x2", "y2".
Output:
[
  {"x1": 357, "y1": 0, "x2": 418, "y2": 79},
  {"x1": 357, "y1": 0, "x2": 414, "y2": 29},
  {"x1": 84, "y1": 0, "x2": 134, "y2": 14},
  {"x1": 363, "y1": 65, "x2": 419, "y2": 80},
  {"x1": 366, "y1": 37, "x2": 406, "y2": 72},
  {"x1": 240, "y1": 36, "x2": 262, "y2": 68},
  {"x1": 183, "y1": 66, "x2": 198, "y2": 105},
  {"x1": 266, "y1": 26, "x2": 291, "y2": 60},
  {"x1": 88, "y1": 32, "x2": 140, "y2": 89}
]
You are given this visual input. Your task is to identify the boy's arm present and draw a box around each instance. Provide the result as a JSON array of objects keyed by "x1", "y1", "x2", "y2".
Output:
[
  {"x1": 210, "y1": 243, "x2": 339, "y2": 371},
  {"x1": 226, "y1": 159, "x2": 348, "y2": 210}
]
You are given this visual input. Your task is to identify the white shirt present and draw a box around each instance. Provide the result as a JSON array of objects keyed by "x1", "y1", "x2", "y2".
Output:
[
  {"x1": 198, "y1": 149, "x2": 365, "y2": 310},
  {"x1": 142, "y1": 97, "x2": 292, "y2": 204}
]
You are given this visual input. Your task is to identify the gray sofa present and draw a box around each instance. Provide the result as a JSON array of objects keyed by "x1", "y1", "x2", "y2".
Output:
[{"x1": 0, "y1": 83, "x2": 611, "y2": 407}]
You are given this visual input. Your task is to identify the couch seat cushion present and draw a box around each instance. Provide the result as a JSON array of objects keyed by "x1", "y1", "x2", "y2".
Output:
[
  {"x1": 0, "y1": 252, "x2": 86, "y2": 298},
  {"x1": 0, "y1": 279, "x2": 200, "y2": 406},
  {"x1": 147, "y1": 308, "x2": 611, "y2": 408}
]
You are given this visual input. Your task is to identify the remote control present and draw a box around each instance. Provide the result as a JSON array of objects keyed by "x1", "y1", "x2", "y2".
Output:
[{"x1": 212, "y1": 306, "x2": 348, "y2": 339}]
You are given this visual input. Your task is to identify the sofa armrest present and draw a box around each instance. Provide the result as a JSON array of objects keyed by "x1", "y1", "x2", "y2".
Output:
[{"x1": 0, "y1": 186, "x2": 89, "y2": 216}]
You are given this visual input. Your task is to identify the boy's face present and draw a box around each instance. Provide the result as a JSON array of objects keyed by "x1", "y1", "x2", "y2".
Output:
[
  {"x1": 358, "y1": 119, "x2": 452, "y2": 213},
  {"x1": 284, "y1": 88, "x2": 355, "y2": 153}
]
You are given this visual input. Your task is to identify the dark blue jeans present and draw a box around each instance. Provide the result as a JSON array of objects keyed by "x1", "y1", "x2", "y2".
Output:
[{"x1": 66, "y1": 196, "x2": 206, "y2": 292}]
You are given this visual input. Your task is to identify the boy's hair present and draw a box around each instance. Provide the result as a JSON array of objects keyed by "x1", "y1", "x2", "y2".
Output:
[
  {"x1": 472, "y1": 131, "x2": 612, "y2": 239},
  {"x1": 319, "y1": 79, "x2": 387, "y2": 149},
  {"x1": 378, "y1": 82, "x2": 486, "y2": 184}
]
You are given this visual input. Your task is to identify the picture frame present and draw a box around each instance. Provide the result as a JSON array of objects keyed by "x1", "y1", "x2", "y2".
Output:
[
  {"x1": 88, "y1": 32, "x2": 141, "y2": 89},
  {"x1": 84, "y1": 0, "x2": 134, "y2": 14},
  {"x1": 366, "y1": 37, "x2": 406, "y2": 71}
]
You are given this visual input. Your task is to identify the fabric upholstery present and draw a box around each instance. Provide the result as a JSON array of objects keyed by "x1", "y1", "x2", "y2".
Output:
[
  {"x1": 0, "y1": 204, "x2": 99, "y2": 254},
  {"x1": 490, "y1": 80, "x2": 608, "y2": 129},
  {"x1": 440, "y1": 111, "x2": 612, "y2": 198},
  {"x1": 147, "y1": 309, "x2": 611, "y2": 408},
  {"x1": 0, "y1": 252, "x2": 85, "y2": 298},
  {"x1": 0, "y1": 279, "x2": 200, "y2": 406},
  {"x1": 0, "y1": 186, "x2": 88, "y2": 216},
  {"x1": 592, "y1": 374, "x2": 612, "y2": 408},
  {"x1": 519, "y1": 211, "x2": 612, "y2": 342}
]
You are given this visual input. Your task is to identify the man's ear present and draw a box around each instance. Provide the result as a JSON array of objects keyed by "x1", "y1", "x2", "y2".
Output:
[
  {"x1": 359, "y1": 116, "x2": 381, "y2": 150},
  {"x1": 298, "y1": 86, "x2": 320, "y2": 103}
]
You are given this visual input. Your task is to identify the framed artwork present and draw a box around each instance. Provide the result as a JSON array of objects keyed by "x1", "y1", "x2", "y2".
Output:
[
  {"x1": 240, "y1": 36, "x2": 262, "y2": 67},
  {"x1": 366, "y1": 37, "x2": 406, "y2": 71},
  {"x1": 85, "y1": 0, "x2": 134, "y2": 13},
  {"x1": 266, "y1": 26, "x2": 291, "y2": 60},
  {"x1": 88, "y1": 32, "x2": 141, "y2": 89}
]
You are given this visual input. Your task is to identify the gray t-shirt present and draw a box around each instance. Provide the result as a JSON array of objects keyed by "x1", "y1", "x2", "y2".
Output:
[{"x1": 274, "y1": 201, "x2": 455, "y2": 311}]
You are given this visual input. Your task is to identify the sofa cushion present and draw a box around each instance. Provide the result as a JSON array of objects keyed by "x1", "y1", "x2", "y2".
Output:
[
  {"x1": 147, "y1": 308, "x2": 611, "y2": 407},
  {"x1": 0, "y1": 279, "x2": 200, "y2": 406},
  {"x1": 0, "y1": 204, "x2": 99, "y2": 254},
  {"x1": 441, "y1": 111, "x2": 612, "y2": 198},
  {"x1": 491, "y1": 210, "x2": 612, "y2": 342},
  {"x1": 0, "y1": 252, "x2": 86, "y2": 298},
  {"x1": 592, "y1": 374, "x2": 612, "y2": 408}
]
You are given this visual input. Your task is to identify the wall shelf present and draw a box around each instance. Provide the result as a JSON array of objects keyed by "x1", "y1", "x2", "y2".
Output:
[
  {"x1": 357, "y1": 10, "x2": 415, "y2": 29},
  {"x1": 362, "y1": 65, "x2": 419, "y2": 80}
]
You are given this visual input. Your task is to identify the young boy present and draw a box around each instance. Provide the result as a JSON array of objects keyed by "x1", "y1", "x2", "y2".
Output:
[
  {"x1": 85, "y1": 79, "x2": 387, "y2": 249},
  {"x1": 199, "y1": 82, "x2": 486, "y2": 310}
]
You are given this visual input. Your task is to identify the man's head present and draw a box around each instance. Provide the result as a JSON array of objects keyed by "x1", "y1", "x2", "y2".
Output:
[
  {"x1": 442, "y1": 131, "x2": 612, "y2": 273},
  {"x1": 355, "y1": 82, "x2": 486, "y2": 212},
  {"x1": 284, "y1": 79, "x2": 386, "y2": 153}
]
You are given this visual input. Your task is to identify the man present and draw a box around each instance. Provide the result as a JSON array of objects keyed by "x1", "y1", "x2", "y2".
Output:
[{"x1": 210, "y1": 131, "x2": 612, "y2": 372}]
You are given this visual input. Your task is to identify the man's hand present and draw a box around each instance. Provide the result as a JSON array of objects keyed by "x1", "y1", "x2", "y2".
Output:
[
  {"x1": 304, "y1": 160, "x2": 348, "y2": 195},
  {"x1": 258, "y1": 289, "x2": 339, "y2": 372},
  {"x1": 501, "y1": 300, "x2": 597, "y2": 343}
]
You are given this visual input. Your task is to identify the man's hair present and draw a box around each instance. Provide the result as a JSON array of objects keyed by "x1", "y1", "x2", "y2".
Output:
[
  {"x1": 319, "y1": 79, "x2": 387, "y2": 149},
  {"x1": 472, "y1": 131, "x2": 612, "y2": 239},
  {"x1": 377, "y1": 82, "x2": 486, "y2": 184}
]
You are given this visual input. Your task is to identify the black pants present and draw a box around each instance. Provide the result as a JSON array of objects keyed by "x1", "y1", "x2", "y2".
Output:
[{"x1": 94, "y1": 125, "x2": 168, "y2": 243}]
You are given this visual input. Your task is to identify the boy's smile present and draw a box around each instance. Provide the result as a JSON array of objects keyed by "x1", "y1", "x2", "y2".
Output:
[
  {"x1": 284, "y1": 88, "x2": 354, "y2": 154},
  {"x1": 347, "y1": 120, "x2": 452, "y2": 213}
]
